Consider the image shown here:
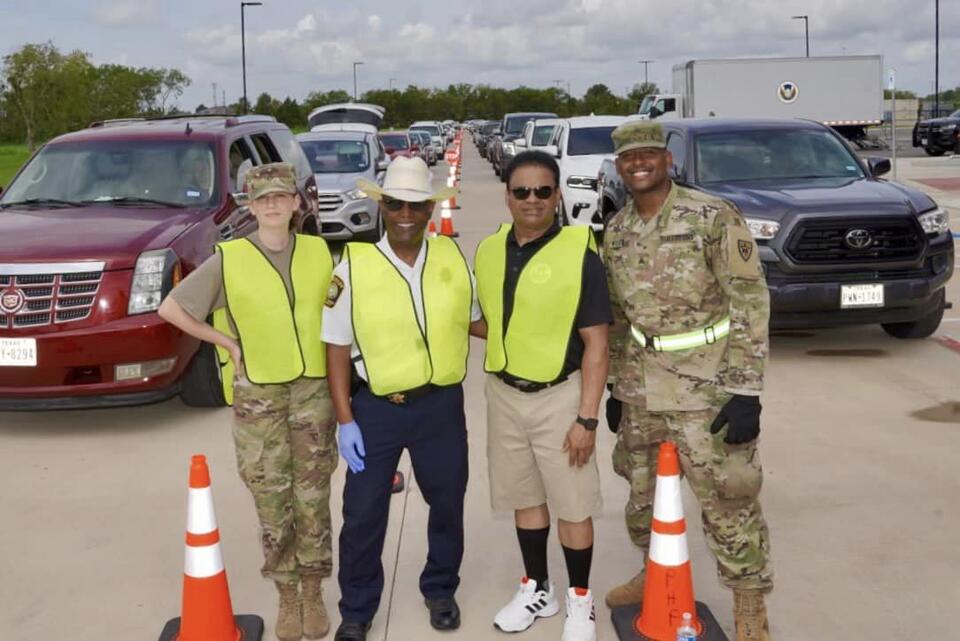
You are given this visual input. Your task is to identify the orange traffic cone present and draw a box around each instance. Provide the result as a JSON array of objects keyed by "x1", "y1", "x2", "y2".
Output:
[
  {"x1": 445, "y1": 176, "x2": 461, "y2": 210},
  {"x1": 439, "y1": 204, "x2": 459, "y2": 237},
  {"x1": 159, "y1": 455, "x2": 263, "y2": 641},
  {"x1": 427, "y1": 221, "x2": 438, "y2": 237},
  {"x1": 634, "y1": 442, "x2": 702, "y2": 641}
]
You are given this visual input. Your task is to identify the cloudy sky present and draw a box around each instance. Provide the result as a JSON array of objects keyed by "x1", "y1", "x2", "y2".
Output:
[{"x1": 1, "y1": 0, "x2": 957, "y2": 111}]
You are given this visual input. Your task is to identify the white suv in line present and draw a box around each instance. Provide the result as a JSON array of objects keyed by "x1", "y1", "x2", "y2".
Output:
[
  {"x1": 515, "y1": 118, "x2": 561, "y2": 154},
  {"x1": 542, "y1": 115, "x2": 631, "y2": 230},
  {"x1": 409, "y1": 121, "x2": 446, "y2": 157}
]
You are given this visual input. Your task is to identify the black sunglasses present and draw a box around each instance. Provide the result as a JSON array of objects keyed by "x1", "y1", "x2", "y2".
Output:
[
  {"x1": 510, "y1": 185, "x2": 555, "y2": 200},
  {"x1": 381, "y1": 196, "x2": 433, "y2": 213}
]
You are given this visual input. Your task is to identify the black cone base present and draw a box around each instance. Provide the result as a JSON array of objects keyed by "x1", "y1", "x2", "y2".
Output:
[
  {"x1": 159, "y1": 614, "x2": 264, "y2": 641},
  {"x1": 611, "y1": 601, "x2": 728, "y2": 641}
]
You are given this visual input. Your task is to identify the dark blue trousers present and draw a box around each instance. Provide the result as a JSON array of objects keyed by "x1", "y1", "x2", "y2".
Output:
[{"x1": 337, "y1": 383, "x2": 469, "y2": 624}]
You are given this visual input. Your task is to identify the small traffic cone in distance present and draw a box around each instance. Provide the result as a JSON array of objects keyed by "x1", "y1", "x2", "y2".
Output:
[
  {"x1": 427, "y1": 221, "x2": 438, "y2": 237},
  {"x1": 158, "y1": 455, "x2": 263, "y2": 641},
  {"x1": 439, "y1": 204, "x2": 459, "y2": 238},
  {"x1": 634, "y1": 442, "x2": 702, "y2": 641},
  {"x1": 445, "y1": 176, "x2": 461, "y2": 210}
]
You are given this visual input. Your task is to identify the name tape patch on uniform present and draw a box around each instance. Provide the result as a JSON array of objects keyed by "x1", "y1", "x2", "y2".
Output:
[{"x1": 325, "y1": 275, "x2": 344, "y2": 308}]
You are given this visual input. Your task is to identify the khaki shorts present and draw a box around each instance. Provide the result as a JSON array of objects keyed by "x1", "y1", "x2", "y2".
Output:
[{"x1": 485, "y1": 371, "x2": 602, "y2": 522}]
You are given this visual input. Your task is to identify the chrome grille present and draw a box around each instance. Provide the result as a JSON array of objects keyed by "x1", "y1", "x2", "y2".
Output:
[
  {"x1": 0, "y1": 265, "x2": 103, "y2": 328},
  {"x1": 317, "y1": 193, "x2": 345, "y2": 212}
]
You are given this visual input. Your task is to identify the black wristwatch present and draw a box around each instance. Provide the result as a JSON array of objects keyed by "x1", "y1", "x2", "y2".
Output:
[{"x1": 576, "y1": 415, "x2": 599, "y2": 431}]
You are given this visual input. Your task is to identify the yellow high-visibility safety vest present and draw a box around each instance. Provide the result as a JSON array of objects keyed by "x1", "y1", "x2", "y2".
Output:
[
  {"x1": 475, "y1": 224, "x2": 595, "y2": 383},
  {"x1": 212, "y1": 308, "x2": 236, "y2": 405},
  {"x1": 218, "y1": 235, "x2": 332, "y2": 390},
  {"x1": 348, "y1": 236, "x2": 472, "y2": 396}
]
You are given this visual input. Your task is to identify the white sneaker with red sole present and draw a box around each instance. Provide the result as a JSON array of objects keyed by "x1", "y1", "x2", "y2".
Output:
[
  {"x1": 561, "y1": 587, "x2": 596, "y2": 641},
  {"x1": 493, "y1": 577, "x2": 559, "y2": 632}
]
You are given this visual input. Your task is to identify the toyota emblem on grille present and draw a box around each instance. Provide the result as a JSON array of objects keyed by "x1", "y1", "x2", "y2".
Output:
[
  {"x1": 844, "y1": 228, "x2": 873, "y2": 250},
  {"x1": 0, "y1": 287, "x2": 25, "y2": 314}
]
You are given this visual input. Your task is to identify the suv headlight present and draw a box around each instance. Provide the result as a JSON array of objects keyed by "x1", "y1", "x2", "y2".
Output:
[
  {"x1": 129, "y1": 248, "x2": 180, "y2": 315},
  {"x1": 345, "y1": 188, "x2": 366, "y2": 201},
  {"x1": 919, "y1": 207, "x2": 950, "y2": 234},
  {"x1": 567, "y1": 175, "x2": 599, "y2": 191},
  {"x1": 503, "y1": 142, "x2": 516, "y2": 155},
  {"x1": 745, "y1": 217, "x2": 781, "y2": 240}
]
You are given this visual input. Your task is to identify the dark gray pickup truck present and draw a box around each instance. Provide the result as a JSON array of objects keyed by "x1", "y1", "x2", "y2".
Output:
[{"x1": 597, "y1": 118, "x2": 953, "y2": 338}]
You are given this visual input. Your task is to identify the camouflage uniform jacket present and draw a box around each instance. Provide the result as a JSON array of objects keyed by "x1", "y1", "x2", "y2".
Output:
[{"x1": 604, "y1": 182, "x2": 770, "y2": 411}]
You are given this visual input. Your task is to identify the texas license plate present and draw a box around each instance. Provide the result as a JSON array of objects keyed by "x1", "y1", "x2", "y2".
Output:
[
  {"x1": 840, "y1": 284, "x2": 884, "y2": 309},
  {"x1": 0, "y1": 338, "x2": 37, "y2": 366}
]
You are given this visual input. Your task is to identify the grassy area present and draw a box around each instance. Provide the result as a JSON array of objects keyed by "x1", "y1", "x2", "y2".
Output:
[{"x1": 0, "y1": 144, "x2": 30, "y2": 188}]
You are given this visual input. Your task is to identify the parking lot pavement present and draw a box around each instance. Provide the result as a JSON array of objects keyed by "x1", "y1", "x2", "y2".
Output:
[{"x1": 1, "y1": 142, "x2": 959, "y2": 641}]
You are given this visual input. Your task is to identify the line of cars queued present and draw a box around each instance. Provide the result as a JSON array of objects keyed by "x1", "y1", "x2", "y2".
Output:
[
  {"x1": 471, "y1": 111, "x2": 953, "y2": 340},
  {"x1": 0, "y1": 103, "x2": 460, "y2": 409}
]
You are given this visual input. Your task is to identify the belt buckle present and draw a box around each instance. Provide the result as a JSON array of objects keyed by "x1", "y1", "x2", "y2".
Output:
[{"x1": 387, "y1": 392, "x2": 407, "y2": 405}]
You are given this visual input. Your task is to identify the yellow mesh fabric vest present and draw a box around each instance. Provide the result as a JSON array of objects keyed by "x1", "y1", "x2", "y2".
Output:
[
  {"x1": 348, "y1": 236, "x2": 472, "y2": 396},
  {"x1": 219, "y1": 235, "x2": 332, "y2": 385},
  {"x1": 475, "y1": 224, "x2": 594, "y2": 382}
]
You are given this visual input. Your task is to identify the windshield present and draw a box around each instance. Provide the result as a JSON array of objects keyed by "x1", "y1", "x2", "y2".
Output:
[
  {"x1": 951, "y1": 109, "x2": 960, "y2": 119},
  {"x1": 532, "y1": 125, "x2": 556, "y2": 146},
  {"x1": 638, "y1": 96, "x2": 655, "y2": 115},
  {"x1": 567, "y1": 126, "x2": 618, "y2": 156},
  {"x1": 481, "y1": 123, "x2": 499, "y2": 134},
  {"x1": 380, "y1": 135, "x2": 409, "y2": 150},
  {"x1": 505, "y1": 116, "x2": 545, "y2": 136},
  {"x1": 695, "y1": 129, "x2": 865, "y2": 184},
  {"x1": 410, "y1": 125, "x2": 440, "y2": 137},
  {"x1": 0, "y1": 139, "x2": 217, "y2": 207},
  {"x1": 299, "y1": 139, "x2": 370, "y2": 174}
]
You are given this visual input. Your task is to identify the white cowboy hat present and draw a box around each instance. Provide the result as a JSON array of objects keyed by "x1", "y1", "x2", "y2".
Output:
[{"x1": 356, "y1": 156, "x2": 457, "y2": 203}]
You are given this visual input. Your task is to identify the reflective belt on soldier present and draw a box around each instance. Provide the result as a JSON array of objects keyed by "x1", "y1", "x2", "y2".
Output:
[{"x1": 630, "y1": 317, "x2": 731, "y2": 352}]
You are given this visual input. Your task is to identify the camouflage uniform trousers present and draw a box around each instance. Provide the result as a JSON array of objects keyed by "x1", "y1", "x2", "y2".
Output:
[
  {"x1": 232, "y1": 375, "x2": 337, "y2": 584},
  {"x1": 612, "y1": 399, "x2": 773, "y2": 592}
]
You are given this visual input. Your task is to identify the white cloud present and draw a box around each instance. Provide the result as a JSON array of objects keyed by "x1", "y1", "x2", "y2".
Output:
[{"x1": 94, "y1": 1, "x2": 158, "y2": 27}]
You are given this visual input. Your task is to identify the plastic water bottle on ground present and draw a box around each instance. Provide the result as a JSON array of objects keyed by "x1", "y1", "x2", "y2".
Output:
[{"x1": 676, "y1": 611, "x2": 697, "y2": 641}]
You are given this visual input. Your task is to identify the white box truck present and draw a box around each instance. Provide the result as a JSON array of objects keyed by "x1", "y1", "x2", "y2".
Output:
[{"x1": 637, "y1": 55, "x2": 884, "y2": 143}]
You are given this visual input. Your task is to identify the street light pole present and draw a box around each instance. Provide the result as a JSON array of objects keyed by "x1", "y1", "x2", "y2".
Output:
[
  {"x1": 935, "y1": 0, "x2": 940, "y2": 117},
  {"x1": 240, "y1": 1, "x2": 263, "y2": 114},
  {"x1": 353, "y1": 61, "x2": 364, "y2": 101},
  {"x1": 792, "y1": 15, "x2": 809, "y2": 57},
  {"x1": 638, "y1": 59, "x2": 653, "y2": 86}
]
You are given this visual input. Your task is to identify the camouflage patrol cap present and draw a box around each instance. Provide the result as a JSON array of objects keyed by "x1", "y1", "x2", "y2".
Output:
[
  {"x1": 611, "y1": 120, "x2": 667, "y2": 154},
  {"x1": 244, "y1": 162, "x2": 298, "y2": 200}
]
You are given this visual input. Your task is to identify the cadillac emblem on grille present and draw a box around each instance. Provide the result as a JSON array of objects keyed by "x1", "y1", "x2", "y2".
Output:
[
  {"x1": 0, "y1": 287, "x2": 25, "y2": 314},
  {"x1": 844, "y1": 228, "x2": 873, "y2": 250}
]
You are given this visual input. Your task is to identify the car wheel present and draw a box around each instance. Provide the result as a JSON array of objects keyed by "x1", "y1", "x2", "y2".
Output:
[
  {"x1": 180, "y1": 341, "x2": 227, "y2": 407},
  {"x1": 924, "y1": 146, "x2": 946, "y2": 157},
  {"x1": 881, "y1": 290, "x2": 945, "y2": 339}
]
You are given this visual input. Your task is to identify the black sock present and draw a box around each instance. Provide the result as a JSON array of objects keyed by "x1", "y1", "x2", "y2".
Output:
[
  {"x1": 562, "y1": 544, "x2": 593, "y2": 590},
  {"x1": 516, "y1": 526, "x2": 550, "y2": 589}
]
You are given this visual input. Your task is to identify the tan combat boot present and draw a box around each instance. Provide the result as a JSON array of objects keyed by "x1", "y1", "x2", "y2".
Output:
[
  {"x1": 300, "y1": 574, "x2": 330, "y2": 639},
  {"x1": 604, "y1": 570, "x2": 646, "y2": 608},
  {"x1": 275, "y1": 581, "x2": 302, "y2": 641},
  {"x1": 733, "y1": 589, "x2": 772, "y2": 641}
]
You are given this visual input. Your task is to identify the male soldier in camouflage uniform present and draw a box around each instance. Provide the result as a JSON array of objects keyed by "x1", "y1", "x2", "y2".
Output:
[
  {"x1": 160, "y1": 163, "x2": 337, "y2": 641},
  {"x1": 602, "y1": 121, "x2": 773, "y2": 641}
]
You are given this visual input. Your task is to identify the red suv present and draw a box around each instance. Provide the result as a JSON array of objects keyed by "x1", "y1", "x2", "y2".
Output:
[
  {"x1": 378, "y1": 131, "x2": 421, "y2": 161},
  {"x1": 0, "y1": 114, "x2": 319, "y2": 409}
]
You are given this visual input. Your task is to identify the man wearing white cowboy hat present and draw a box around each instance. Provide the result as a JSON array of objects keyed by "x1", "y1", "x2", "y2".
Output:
[{"x1": 322, "y1": 156, "x2": 486, "y2": 641}]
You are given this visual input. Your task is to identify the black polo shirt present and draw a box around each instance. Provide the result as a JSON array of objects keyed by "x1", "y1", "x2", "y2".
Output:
[{"x1": 502, "y1": 222, "x2": 613, "y2": 379}]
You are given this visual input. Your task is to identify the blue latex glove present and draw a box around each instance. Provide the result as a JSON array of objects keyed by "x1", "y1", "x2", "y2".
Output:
[{"x1": 338, "y1": 420, "x2": 366, "y2": 473}]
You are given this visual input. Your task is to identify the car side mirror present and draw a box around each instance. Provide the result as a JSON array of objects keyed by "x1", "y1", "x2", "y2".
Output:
[
  {"x1": 668, "y1": 164, "x2": 687, "y2": 184},
  {"x1": 515, "y1": 139, "x2": 527, "y2": 148},
  {"x1": 231, "y1": 191, "x2": 250, "y2": 207},
  {"x1": 867, "y1": 157, "x2": 891, "y2": 177},
  {"x1": 411, "y1": 144, "x2": 420, "y2": 152},
  {"x1": 649, "y1": 106, "x2": 662, "y2": 119},
  {"x1": 543, "y1": 144, "x2": 560, "y2": 158},
  {"x1": 377, "y1": 159, "x2": 390, "y2": 172}
]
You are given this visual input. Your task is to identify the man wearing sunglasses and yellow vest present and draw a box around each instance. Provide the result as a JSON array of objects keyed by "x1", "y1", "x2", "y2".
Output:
[
  {"x1": 322, "y1": 156, "x2": 485, "y2": 641},
  {"x1": 159, "y1": 162, "x2": 336, "y2": 641},
  {"x1": 603, "y1": 120, "x2": 773, "y2": 641},
  {"x1": 475, "y1": 151, "x2": 611, "y2": 641}
]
